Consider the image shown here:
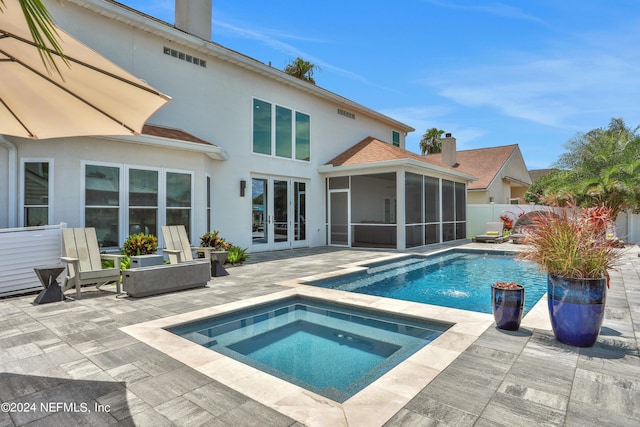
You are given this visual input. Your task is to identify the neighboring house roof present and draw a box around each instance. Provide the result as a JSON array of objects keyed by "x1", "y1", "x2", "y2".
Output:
[
  {"x1": 68, "y1": 0, "x2": 414, "y2": 133},
  {"x1": 429, "y1": 144, "x2": 521, "y2": 190},
  {"x1": 322, "y1": 137, "x2": 477, "y2": 181}
]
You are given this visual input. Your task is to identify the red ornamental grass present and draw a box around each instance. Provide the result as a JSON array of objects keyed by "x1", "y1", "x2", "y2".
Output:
[{"x1": 517, "y1": 204, "x2": 622, "y2": 280}]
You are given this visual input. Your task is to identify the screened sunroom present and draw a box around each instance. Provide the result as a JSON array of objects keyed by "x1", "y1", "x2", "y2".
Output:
[{"x1": 320, "y1": 138, "x2": 476, "y2": 250}]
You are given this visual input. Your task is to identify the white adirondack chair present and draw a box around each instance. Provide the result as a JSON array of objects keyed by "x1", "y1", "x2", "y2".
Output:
[
  {"x1": 60, "y1": 228, "x2": 124, "y2": 299},
  {"x1": 161, "y1": 225, "x2": 213, "y2": 264}
]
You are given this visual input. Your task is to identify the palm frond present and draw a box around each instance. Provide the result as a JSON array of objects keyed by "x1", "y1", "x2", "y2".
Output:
[{"x1": 1, "y1": 0, "x2": 68, "y2": 75}]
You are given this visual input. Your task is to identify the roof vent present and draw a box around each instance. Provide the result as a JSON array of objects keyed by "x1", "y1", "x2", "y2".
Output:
[{"x1": 163, "y1": 47, "x2": 206, "y2": 67}]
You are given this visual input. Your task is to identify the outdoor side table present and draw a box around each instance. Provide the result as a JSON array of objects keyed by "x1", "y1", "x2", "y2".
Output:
[{"x1": 33, "y1": 265, "x2": 65, "y2": 304}]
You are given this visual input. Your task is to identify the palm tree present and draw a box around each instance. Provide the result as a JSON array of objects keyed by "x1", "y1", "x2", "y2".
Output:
[
  {"x1": 534, "y1": 118, "x2": 640, "y2": 218},
  {"x1": 419, "y1": 128, "x2": 444, "y2": 155},
  {"x1": 0, "y1": 0, "x2": 67, "y2": 74},
  {"x1": 284, "y1": 57, "x2": 319, "y2": 84}
]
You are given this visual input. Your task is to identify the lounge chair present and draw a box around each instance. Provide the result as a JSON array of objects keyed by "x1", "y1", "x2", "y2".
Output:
[
  {"x1": 473, "y1": 222, "x2": 508, "y2": 243},
  {"x1": 161, "y1": 225, "x2": 213, "y2": 264},
  {"x1": 60, "y1": 228, "x2": 124, "y2": 299}
]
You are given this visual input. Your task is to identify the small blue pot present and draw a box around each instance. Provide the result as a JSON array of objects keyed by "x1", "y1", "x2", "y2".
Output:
[
  {"x1": 547, "y1": 274, "x2": 607, "y2": 347},
  {"x1": 492, "y1": 284, "x2": 525, "y2": 331}
]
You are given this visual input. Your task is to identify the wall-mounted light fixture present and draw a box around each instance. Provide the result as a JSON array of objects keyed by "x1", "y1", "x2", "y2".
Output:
[{"x1": 240, "y1": 180, "x2": 246, "y2": 197}]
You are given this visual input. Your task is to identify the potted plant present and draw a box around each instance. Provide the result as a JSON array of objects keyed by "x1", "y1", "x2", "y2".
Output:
[
  {"x1": 200, "y1": 230, "x2": 232, "y2": 275},
  {"x1": 517, "y1": 204, "x2": 623, "y2": 346},
  {"x1": 122, "y1": 233, "x2": 162, "y2": 268},
  {"x1": 491, "y1": 281, "x2": 524, "y2": 331}
]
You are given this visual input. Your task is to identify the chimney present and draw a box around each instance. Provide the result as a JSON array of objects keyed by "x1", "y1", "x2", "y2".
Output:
[
  {"x1": 441, "y1": 133, "x2": 457, "y2": 166},
  {"x1": 175, "y1": 0, "x2": 212, "y2": 40}
]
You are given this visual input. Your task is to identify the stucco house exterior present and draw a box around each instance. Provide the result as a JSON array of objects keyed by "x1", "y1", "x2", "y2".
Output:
[
  {"x1": 0, "y1": 0, "x2": 476, "y2": 252},
  {"x1": 429, "y1": 141, "x2": 531, "y2": 205}
]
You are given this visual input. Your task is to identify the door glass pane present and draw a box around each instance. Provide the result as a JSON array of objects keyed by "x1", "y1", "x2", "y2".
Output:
[
  {"x1": 294, "y1": 182, "x2": 306, "y2": 241},
  {"x1": 274, "y1": 180, "x2": 288, "y2": 243},
  {"x1": 295, "y1": 111, "x2": 310, "y2": 161},
  {"x1": 252, "y1": 178, "x2": 267, "y2": 243},
  {"x1": 253, "y1": 99, "x2": 272, "y2": 155},
  {"x1": 276, "y1": 106, "x2": 292, "y2": 158},
  {"x1": 330, "y1": 192, "x2": 348, "y2": 245}
]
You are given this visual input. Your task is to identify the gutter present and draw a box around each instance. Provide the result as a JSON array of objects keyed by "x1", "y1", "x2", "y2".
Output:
[{"x1": 0, "y1": 135, "x2": 17, "y2": 227}]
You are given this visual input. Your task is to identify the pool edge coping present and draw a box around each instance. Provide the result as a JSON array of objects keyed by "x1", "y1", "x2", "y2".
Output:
[{"x1": 120, "y1": 286, "x2": 495, "y2": 427}]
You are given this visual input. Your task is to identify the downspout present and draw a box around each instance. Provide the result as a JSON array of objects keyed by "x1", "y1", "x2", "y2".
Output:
[{"x1": 0, "y1": 135, "x2": 18, "y2": 227}]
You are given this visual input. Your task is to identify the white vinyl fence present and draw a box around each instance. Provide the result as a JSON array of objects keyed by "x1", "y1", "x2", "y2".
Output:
[
  {"x1": 0, "y1": 223, "x2": 65, "y2": 297},
  {"x1": 467, "y1": 204, "x2": 640, "y2": 244}
]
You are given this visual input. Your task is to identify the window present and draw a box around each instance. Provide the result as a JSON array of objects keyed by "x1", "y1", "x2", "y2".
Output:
[
  {"x1": 276, "y1": 106, "x2": 292, "y2": 158},
  {"x1": 252, "y1": 98, "x2": 310, "y2": 161},
  {"x1": 83, "y1": 163, "x2": 193, "y2": 248},
  {"x1": 392, "y1": 131, "x2": 400, "y2": 147},
  {"x1": 253, "y1": 99, "x2": 272, "y2": 155},
  {"x1": 166, "y1": 171, "x2": 192, "y2": 236},
  {"x1": 128, "y1": 168, "x2": 158, "y2": 236},
  {"x1": 85, "y1": 164, "x2": 120, "y2": 247},
  {"x1": 295, "y1": 112, "x2": 310, "y2": 161},
  {"x1": 23, "y1": 161, "x2": 51, "y2": 226}
]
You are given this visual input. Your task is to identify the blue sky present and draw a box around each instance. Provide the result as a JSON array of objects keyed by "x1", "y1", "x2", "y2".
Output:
[{"x1": 117, "y1": 0, "x2": 640, "y2": 169}]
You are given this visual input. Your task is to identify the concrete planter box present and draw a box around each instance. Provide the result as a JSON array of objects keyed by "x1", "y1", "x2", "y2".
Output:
[
  {"x1": 123, "y1": 260, "x2": 209, "y2": 298},
  {"x1": 130, "y1": 254, "x2": 164, "y2": 268}
]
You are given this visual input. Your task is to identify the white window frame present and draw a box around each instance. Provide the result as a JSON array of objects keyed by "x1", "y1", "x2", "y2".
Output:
[
  {"x1": 81, "y1": 161, "x2": 194, "y2": 247},
  {"x1": 252, "y1": 97, "x2": 311, "y2": 162},
  {"x1": 20, "y1": 158, "x2": 54, "y2": 227}
]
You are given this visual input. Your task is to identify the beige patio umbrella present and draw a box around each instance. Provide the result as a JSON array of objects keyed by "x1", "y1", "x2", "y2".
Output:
[{"x1": 0, "y1": 0, "x2": 170, "y2": 139}]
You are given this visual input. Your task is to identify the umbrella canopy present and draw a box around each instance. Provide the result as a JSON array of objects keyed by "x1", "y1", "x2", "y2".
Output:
[{"x1": 0, "y1": 0, "x2": 170, "y2": 139}]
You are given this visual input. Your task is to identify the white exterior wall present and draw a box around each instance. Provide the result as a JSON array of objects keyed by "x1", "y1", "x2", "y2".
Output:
[{"x1": 0, "y1": 0, "x2": 410, "y2": 250}]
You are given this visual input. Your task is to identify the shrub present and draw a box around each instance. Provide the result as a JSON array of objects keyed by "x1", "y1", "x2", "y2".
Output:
[
  {"x1": 122, "y1": 233, "x2": 158, "y2": 256},
  {"x1": 226, "y1": 245, "x2": 249, "y2": 264},
  {"x1": 200, "y1": 230, "x2": 232, "y2": 251}
]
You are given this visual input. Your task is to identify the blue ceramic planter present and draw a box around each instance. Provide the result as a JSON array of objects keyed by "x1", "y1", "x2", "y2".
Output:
[
  {"x1": 492, "y1": 285, "x2": 525, "y2": 331},
  {"x1": 547, "y1": 274, "x2": 607, "y2": 347}
]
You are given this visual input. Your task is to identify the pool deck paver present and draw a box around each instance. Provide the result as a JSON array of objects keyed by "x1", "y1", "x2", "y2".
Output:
[{"x1": 0, "y1": 242, "x2": 638, "y2": 426}]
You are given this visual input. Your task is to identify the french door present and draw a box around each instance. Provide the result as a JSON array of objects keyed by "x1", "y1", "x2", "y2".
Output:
[{"x1": 251, "y1": 176, "x2": 307, "y2": 251}]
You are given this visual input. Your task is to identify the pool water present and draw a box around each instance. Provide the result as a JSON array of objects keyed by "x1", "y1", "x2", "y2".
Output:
[
  {"x1": 168, "y1": 296, "x2": 449, "y2": 403},
  {"x1": 308, "y1": 250, "x2": 547, "y2": 315}
]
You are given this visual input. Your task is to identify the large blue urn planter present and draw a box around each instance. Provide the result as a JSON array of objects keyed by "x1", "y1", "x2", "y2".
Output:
[
  {"x1": 491, "y1": 284, "x2": 525, "y2": 331},
  {"x1": 547, "y1": 274, "x2": 607, "y2": 347}
]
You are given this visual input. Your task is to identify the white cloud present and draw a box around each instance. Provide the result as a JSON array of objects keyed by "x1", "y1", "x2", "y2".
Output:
[
  {"x1": 422, "y1": 0, "x2": 545, "y2": 24},
  {"x1": 423, "y1": 30, "x2": 640, "y2": 132}
]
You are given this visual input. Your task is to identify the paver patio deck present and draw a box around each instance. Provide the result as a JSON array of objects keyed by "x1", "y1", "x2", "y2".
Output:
[{"x1": 0, "y1": 242, "x2": 638, "y2": 426}]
